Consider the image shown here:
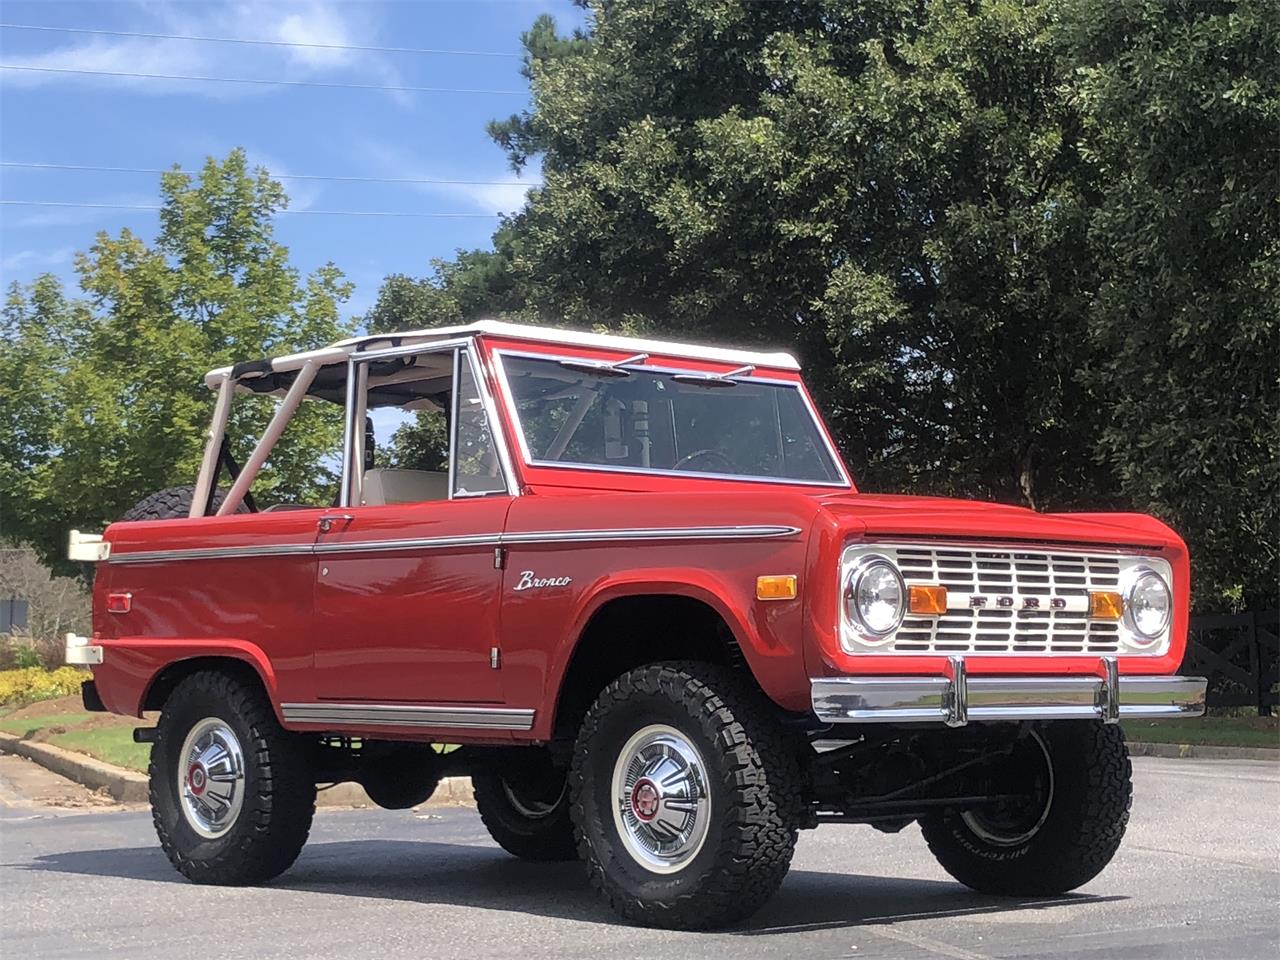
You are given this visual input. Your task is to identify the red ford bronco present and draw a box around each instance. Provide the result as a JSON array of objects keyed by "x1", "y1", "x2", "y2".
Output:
[{"x1": 67, "y1": 321, "x2": 1206, "y2": 928}]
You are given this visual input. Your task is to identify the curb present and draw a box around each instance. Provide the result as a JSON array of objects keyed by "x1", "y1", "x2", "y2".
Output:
[
  {"x1": 0, "y1": 732, "x2": 478, "y2": 807},
  {"x1": 315, "y1": 777, "x2": 476, "y2": 808},
  {"x1": 1127, "y1": 740, "x2": 1279, "y2": 762},
  {"x1": 0, "y1": 732, "x2": 148, "y2": 802}
]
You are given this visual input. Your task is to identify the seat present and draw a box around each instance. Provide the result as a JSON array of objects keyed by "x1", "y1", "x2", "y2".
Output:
[{"x1": 361, "y1": 468, "x2": 450, "y2": 506}]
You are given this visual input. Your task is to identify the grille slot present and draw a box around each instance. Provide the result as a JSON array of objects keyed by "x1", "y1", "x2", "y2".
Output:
[{"x1": 886, "y1": 545, "x2": 1125, "y2": 656}]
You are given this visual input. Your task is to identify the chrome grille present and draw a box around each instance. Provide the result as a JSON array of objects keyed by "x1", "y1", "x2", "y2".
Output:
[{"x1": 892, "y1": 545, "x2": 1123, "y2": 656}]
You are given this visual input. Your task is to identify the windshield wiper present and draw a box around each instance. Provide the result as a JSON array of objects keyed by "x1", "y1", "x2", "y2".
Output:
[
  {"x1": 557, "y1": 352, "x2": 648, "y2": 378},
  {"x1": 670, "y1": 364, "x2": 755, "y2": 388}
]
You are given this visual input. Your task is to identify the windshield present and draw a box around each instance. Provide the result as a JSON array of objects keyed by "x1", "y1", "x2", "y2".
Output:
[{"x1": 499, "y1": 354, "x2": 845, "y2": 485}]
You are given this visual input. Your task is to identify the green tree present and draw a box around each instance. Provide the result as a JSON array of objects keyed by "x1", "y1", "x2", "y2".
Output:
[
  {"x1": 371, "y1": 0, "x2": 1278, "y2": 610},
  {"x1": 0, "y1": 149, "x2": 353, "y2": 573},
  {"x1": 1063, "y1": 0, "x2": 1280, "y2": 609},
  {"x1": 488, "y1": 0, "x2": 1116, "y2": 508}
]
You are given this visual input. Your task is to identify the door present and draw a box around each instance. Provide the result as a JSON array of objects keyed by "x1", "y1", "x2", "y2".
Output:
[{"x1": 312, "y1": 343, "x2": 516, "y2": 704}]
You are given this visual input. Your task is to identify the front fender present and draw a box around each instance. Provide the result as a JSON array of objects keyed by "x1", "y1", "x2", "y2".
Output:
[{"x1": 542, "y1": 566, "x2": 812, "y2": 724}]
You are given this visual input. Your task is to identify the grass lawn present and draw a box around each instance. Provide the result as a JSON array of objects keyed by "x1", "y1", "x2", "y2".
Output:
[
  {"x1": 1, "y1": 694, "x2": 151, "y2": 772},
  {"x1": 1123, "y1": 714, "x2": 1279, "y2": 749},
  {"x1": 0, "y1": 712, "x2": 89, "y2": 736},
  {"x1": 47, "y1": 726, "x2": 151, "y2": 772}
]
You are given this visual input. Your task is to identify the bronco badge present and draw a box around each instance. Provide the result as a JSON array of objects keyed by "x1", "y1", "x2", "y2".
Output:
[{"x1": 513, "y1": 570, "x2": 573, "y2": 591}]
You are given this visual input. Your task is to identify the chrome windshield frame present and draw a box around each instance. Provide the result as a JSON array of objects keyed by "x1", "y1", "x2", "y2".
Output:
[{"x1": 491, "y1": 348, "x2": 852, "y2": 489}]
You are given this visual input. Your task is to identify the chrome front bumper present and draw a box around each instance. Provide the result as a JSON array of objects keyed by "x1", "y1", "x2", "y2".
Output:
[{"x1": 811, "y1": 657, "x2": 1207, "y2": 727}]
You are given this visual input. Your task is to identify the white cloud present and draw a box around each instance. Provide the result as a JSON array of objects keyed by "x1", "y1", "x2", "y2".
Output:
[
  {"x1": 0, "y1": 246, "x2": 75, "y2": 273},
  {"x1": 361, "y1": 141, "x2": 541, "y2": 216},
  {"x1": 451, "y1": 181, "x2": 537, "y2": 215},
  {"x1": 272, "y1": 3, "x2": 358, "y2": 69},
  {"x1": 0, "y1": 1, "x2": 406, "y2": 103}
]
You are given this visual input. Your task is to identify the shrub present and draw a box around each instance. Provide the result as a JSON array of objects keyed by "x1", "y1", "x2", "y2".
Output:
[
  {"x1": 0, "y1": 666, "x2": 88, "y2": 707},
  {"x1": 13, "y1": 644, "x2": 41, "y2": 669}
]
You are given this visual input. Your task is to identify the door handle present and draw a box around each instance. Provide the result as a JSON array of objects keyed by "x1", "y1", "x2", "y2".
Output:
[{"x1": 317, "y1": 514, "x2": 354, "y2": 533}]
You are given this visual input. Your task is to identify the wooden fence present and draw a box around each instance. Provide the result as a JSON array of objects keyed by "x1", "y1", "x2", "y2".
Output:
[{"x1": 1181, "y1": 609, "x2": 1278, "y2": 716}]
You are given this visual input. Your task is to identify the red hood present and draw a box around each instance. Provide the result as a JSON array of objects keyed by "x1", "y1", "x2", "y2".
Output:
[{"x1": 816, "y1": 492, "x2": 1183, "y2": 551}]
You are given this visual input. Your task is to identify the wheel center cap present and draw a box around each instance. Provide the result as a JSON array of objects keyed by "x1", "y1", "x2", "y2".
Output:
[
  {"x1": 631, "y1": 778, "x2": 660, "y2": 821},
  {"x1": 188, "y1": 762, "x2": 207, "y2": 795}
]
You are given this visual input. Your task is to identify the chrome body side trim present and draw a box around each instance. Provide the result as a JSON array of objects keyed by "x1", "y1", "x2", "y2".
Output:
[
  {"x1": 811, "y1": 671, "x2": 1207, "y2": 726},
  {"x1": 109, "y1": 542, "x2": 320, "y2": 564},
  {"x1": 281, "y1": 702, "x2": 535, "y2": 730},
  {"x1": 313, "y1": 533, "x2": 504, "y2": 556},
  {"x1": 108, "y1": 524, "x2": 801, "y2": 564},
  {"x1": 500, "y1": 524, "x2": 801, "y2": 545}
]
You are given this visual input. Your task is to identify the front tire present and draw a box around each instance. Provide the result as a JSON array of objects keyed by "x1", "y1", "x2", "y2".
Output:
[
  {"x1": 151, "y1": 670, "x2": 316, "y2": 885},
  {"x1": 570, "y1": 662, "x2": 801, "y2": 930},
  {"x1": 921, "y1": 722, "x2": 1132, "y2": 896}
]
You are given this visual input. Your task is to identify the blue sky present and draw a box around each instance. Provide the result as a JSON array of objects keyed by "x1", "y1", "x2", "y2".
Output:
[{"x1": 0, "y1": 0, "x2": 588, "y2": 322}]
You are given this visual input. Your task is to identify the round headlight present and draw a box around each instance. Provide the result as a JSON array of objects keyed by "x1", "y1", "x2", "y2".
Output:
[
  {"x1": 1125, "y1": 568, "x2": 1172, "y2": 641},
  {"x1": 844, "y1": 557, "x2": 906, "y2": 640}
]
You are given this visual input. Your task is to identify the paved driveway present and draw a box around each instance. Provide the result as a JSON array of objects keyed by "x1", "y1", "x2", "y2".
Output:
[{"x1": 1, "y1": 755, "x2": 1276, "y2": 959}]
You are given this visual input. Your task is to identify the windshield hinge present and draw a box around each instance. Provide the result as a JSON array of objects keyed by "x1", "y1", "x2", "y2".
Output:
[
  {"x1": 671, "y1": 363, "x2": 755, "y2": 387},
  {"x1": 557, "y1": 352, "x2": 648, "y2": 378}
]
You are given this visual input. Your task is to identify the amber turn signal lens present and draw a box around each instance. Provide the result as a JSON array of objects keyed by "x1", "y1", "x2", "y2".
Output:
[
  {"x1": 756, "y1": 575, "x2": 798, "y2": 601},
  {"x1": 908, "y1": 584, "x2": 948, "y2": 615},
  {"x1": 1089, "y1": 590, "x2": 1124, "y2": 620}
]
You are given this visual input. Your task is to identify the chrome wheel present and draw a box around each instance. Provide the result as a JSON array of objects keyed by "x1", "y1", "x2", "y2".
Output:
[
  {"x1": 177, "y1": 717, "x2": 245, "y2": 839},
  {"x1": 610, "y1": 724, "x2": 711, "y2": 874},
  {"x1": 961, "y1": 730, "x2": 1055, "y2": 847}
]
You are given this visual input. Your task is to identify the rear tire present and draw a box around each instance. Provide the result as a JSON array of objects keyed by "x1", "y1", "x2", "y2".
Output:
[
  {"x1": 473, "y1": 751, "x2": 577, "y2": 861},
  {"x1": 569, "y1": 662, "x2": 801, "y2": 930},
  {"x1": 123, "y1": 485, "x2": 247, "y2": 521},
  {"x1": 150, "y1": 669, "x2": 315, "y2": 885},
  {"x1": 921, "y1": 722, "x2": 1132, "y2": 896}
]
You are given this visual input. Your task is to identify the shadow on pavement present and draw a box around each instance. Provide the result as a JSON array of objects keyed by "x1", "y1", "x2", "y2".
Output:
[{"x1": 25, "y1": 838, "x2": 1125, "y2": 933}]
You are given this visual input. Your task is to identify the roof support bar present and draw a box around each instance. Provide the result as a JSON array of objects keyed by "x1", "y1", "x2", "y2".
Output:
[
  {"x1": 190, "y1": 373, "x2": 236, "y2": 518},
  {"x1": 217, "y1": 360, "x2": 319, "y2": 516}
]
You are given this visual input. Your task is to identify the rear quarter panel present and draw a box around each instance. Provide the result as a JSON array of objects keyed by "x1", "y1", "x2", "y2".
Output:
[{"x1": 90, "y1": 512, "x2": 322, "y2": 718}]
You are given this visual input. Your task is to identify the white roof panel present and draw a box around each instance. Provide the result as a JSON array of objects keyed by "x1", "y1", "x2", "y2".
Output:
[{"x1": 204, "y1": 318, "x2": 801, "y2": 390}]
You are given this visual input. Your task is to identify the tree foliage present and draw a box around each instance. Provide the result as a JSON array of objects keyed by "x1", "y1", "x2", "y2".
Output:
[
  {"x1": 1063, "y1": 0, "x2": 1279, "y2": 606},
  {"x1": 375, "y1": 0, "x2": 1276, "y2": 609},
  {"x1": 0, "y1": 150, "x2": 353, "y2": 573}
]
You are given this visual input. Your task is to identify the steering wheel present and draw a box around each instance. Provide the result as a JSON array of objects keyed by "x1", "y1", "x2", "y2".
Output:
[{"x1": 672, "y1": 448, "x2": 738, "y2": 474}]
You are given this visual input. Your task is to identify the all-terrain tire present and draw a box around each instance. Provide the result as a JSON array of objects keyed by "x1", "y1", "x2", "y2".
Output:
[
  {"x1": 570, "y1": 661, "x2": 802, "y2": 930},
  {"x1": 473, "y1": 754, "x2": 577, "y2": 861},
  {"x1": 150, "y1": 669, "x2": 316, "y2": 885},
  {"x1": 920, "y1": 721, "x2": 1132, "y2": 896},
  {"x1": 122, "y1": 485, "x2": 247, "y2": 521}
]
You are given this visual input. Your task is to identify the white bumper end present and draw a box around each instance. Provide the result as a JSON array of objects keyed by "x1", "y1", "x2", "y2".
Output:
[{"x1": 65, "y1": 633, "x2": 103, "y2": 665}]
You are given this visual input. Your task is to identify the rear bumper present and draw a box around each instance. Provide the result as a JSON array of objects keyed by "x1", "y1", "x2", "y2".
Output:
[{"x1": 811, "y1": 658, "x2": 1207, "y2": 727}]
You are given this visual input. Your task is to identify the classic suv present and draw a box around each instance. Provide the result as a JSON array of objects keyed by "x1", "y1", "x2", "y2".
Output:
[{"x1": 66, "y1": 321, "x2": 1206, "y2": 929}]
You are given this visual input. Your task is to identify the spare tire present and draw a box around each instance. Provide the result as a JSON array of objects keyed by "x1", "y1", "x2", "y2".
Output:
[{"x1": 122, "y1": 485, "x2": 249, "y2": 521}]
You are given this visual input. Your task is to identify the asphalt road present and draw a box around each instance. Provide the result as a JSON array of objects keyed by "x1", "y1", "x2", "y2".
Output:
[{"x1": 1, "y1": 755, "x2": 1276, "y2": 960}]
